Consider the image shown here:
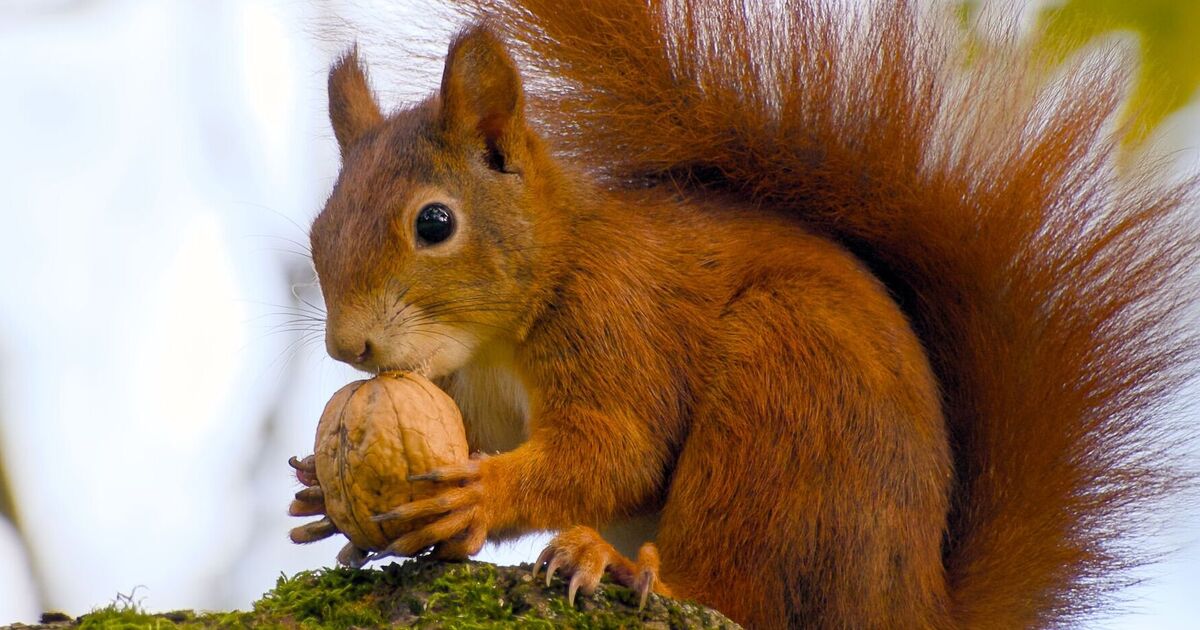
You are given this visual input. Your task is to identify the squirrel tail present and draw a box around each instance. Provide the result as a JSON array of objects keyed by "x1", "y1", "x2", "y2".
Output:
[{"x1": 445, "y1": 0, "x2": 1198, "y2": 626}]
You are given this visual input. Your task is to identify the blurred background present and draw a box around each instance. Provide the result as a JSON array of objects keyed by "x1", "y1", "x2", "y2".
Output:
[{"x1": 0, "y1": 0, "x2": 1196, "y2": 626}]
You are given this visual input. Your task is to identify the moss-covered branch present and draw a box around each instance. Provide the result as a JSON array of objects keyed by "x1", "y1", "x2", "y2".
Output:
[{"x1": 3, "y1": 560, "x2": 739, "y2": 629}]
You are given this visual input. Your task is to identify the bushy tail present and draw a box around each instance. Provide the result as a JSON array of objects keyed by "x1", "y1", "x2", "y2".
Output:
[{"x1": 443, "y1": 0, "x2": 1199, "y2": 626}]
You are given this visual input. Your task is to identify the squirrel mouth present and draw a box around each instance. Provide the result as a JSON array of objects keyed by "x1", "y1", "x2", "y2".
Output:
[{"x1": 374, "y1": 354, "x2": 436, "y2": 378}]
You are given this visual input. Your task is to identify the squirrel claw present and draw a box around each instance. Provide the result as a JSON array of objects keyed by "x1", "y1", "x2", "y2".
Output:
[
  {"x1": 534, "y1": 526, "x2": 663, "y2": 606},
  {"x1": 568, "y1": 572, "x2": 581, "y2": 605},
  {"x1": 636, "y1": 568, "x2": 654, "y2": 610},
  {"x1": 289, "y1": 455, "x2": 318, "y2": 486},
  {"x1": 288, "y1": 455, "x2": 316, "y2": 472},
  {"x1": 532, "y1": 546, "x2": 555, "y2": 581},
  {"x1": 634, "y1": 542, "x2": 663, "y2": 610},
  {"x1": 568, "y1": 569, "x2": 601, "y2": 605},
  {"x1": 545, "y1": 556, "x2": 562, "y2": 586}
]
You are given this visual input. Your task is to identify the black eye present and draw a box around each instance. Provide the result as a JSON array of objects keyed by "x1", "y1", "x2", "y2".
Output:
[{"x1": 415, "y1": 203, "x2": 455, "y2": 245}]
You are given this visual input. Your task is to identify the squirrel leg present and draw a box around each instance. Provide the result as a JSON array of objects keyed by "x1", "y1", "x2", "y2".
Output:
[
  {"x1": 653, "y1": 270, "x2": 952, "y2": 629},
  {"x1": 533, "y1": 525, "x2": 672, "y2": 608},
  {"x1": 375, "y1": 405, "x2": 671, "y2": 557}
]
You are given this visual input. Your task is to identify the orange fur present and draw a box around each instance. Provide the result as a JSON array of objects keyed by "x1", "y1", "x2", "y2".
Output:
[{"x1": 309, "y1": 3, "x2": 1199, "y2": 628}]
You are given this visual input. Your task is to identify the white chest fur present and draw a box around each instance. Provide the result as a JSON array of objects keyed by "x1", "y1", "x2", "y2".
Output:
[
  {"x1": 441, "y1": 358, "x2": 531, "y2": 454},
  {"x1": 442, "y1": 354, "x2": 661, "y2": 555}
]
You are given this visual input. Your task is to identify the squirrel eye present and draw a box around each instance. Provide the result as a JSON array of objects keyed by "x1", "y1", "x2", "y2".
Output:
[{"x1": 415, "y1": 203, "x2": 455, "y2": 245}]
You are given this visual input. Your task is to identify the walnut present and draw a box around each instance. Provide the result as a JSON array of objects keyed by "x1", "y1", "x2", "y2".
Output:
[{"x1": 288, "y1": 372, "x2": 468, "y2": 562}]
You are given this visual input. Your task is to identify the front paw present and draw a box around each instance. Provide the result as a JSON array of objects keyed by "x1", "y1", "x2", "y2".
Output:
[
  {"x1": 372, "y1": 456, "x2": 493, "y2": 560},
  {"x1": 287, "y1": 454, "x2": 372, "y2": 568},
  {"x1": 287, "y1": 454, "x2": 337, "y2": 542}
]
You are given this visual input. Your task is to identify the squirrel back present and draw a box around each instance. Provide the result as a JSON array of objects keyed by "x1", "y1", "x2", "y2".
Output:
[{"x1": 437, "y1": 0, "x2": 1199, "y2": 626}]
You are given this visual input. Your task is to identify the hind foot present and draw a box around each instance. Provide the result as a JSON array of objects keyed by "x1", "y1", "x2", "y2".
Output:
[{"x1": 533, "y1": 525, "x2": 671, "y2": 608}]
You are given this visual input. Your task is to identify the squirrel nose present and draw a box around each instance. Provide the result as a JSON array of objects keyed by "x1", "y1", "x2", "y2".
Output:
[{"x1": 327, "y1": 333, "x2": 374, "y2": 367}]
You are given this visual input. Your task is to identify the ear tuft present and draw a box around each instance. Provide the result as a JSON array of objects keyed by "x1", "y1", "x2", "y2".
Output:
[
  {"x1": 328, "y1": 47, "x2": 384, "y2": 154},
  {"x1": 439, "y1": 25, "x2": 526, "y2": 172}
]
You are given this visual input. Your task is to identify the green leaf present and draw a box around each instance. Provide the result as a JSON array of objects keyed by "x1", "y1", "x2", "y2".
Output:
[{"x1": 1036, "y1": 0, "x2": 1200, "y2": 145}]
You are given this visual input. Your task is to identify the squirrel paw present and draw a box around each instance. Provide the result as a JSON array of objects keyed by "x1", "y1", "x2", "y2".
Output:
[
  {"x1": 371, "y1": 457, "x2": 490, "y2": 559},
  {"x1": 286, "y1": 454, "x2": 341, "y2": 543},
  {"x1": 533, "y1": 526, "x2": 665, "y2": 609},
  {"x1": 287, "y1": 455, "x2": 325, "y2": 516}
]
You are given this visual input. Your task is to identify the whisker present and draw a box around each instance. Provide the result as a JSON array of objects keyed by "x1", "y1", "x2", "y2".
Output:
[
  {"x1": 412, "y1": 294, "x2": 526, "y2": 308},
  {"x1": 245, "y1": 233, "x2": 313, "y2": 256},
  {"x1": 421, "y1": 299, "x2": 525, "y2": 311},
  {"x1": 242, "y1": 312, "x2": 326, "y2": 326},
  {"x1": 418, "y1": 305, "x2": 524, "y2": 317},
  {"x1": 278, "y1": 332, "x2": 327, "y2": 376},
  {"x1": 390, "y1": 279, "x2": 413, "y2": 311},
  {"x1": 389, "y1": 299, "x2": 419, "y2": 324},
  {"x1": 412, "y1": 298, "x2": 526, "y2": 317},
  {"x1": 230, "y1": 201, "x2": 313, "y2": 243},
  {"x1": 255, "y1": 246, "x2": 316, "y2": 259},
  {"x1": 267, "y1": 330, "x2": 325, "y2": 375},
  {"x1": 404, "y1": 308, "x2": 523, "y2": 328},
  {"x1": 402, "y1": 328, "x2": 470, "y2": 351},
  {"x1": 261, "y1": 325, "x2": 326, "y2": 336},
  {"x1": 290, "y1": 288, "x2": 327, "y2": 318},
  {"x1": 237, "y1": 299, "x2": 325, "y2": 317},
  {"x1": 412, "y1": 319, "x2": 513, "y2": 333}
]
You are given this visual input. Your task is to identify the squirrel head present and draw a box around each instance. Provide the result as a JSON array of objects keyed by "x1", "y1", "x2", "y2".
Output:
[{"x1": 310, "y1": 26, "x2": 557, "y2": 377}]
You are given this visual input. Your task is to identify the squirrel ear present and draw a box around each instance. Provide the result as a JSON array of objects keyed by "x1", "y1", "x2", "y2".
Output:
[
  {"x1": 439, "y1": 25, "x2": 526, "y2": 172},
  {"x1": 328, "y1": 47, "x2": 383, "y2": 154}
]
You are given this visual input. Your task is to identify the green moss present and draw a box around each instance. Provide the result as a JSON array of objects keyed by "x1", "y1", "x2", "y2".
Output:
[
  {"x1": 251, "y1": 567, "x2": 390, "y2": 628},
  {"x1": 77, "y1": 606, "x2": 174, "y2": 630},
  {"x1": 418, "y1": 563, "x2": 514, "y2": 627},
  {"x1": 75, "y1": 605, "x2": 251, "y2": 629},
  {"x1": 23, "y1": 560, "x2": 738, "y2": 630}
]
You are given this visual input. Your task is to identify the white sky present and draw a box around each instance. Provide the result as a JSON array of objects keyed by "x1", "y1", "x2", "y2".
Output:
[{"x1": 0, "y1": 0, "x2": 1196, "y2": 626}]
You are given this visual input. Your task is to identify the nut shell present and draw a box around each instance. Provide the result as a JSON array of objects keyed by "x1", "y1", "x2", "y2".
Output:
[{"x1": 314, "y1": 371, "x2": 468, "y2": 551}]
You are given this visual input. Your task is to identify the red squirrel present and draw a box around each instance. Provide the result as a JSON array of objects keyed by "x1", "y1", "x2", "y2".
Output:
[{"x1": 297, "y1": 1, "x2": 1199, "y2": 627}]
